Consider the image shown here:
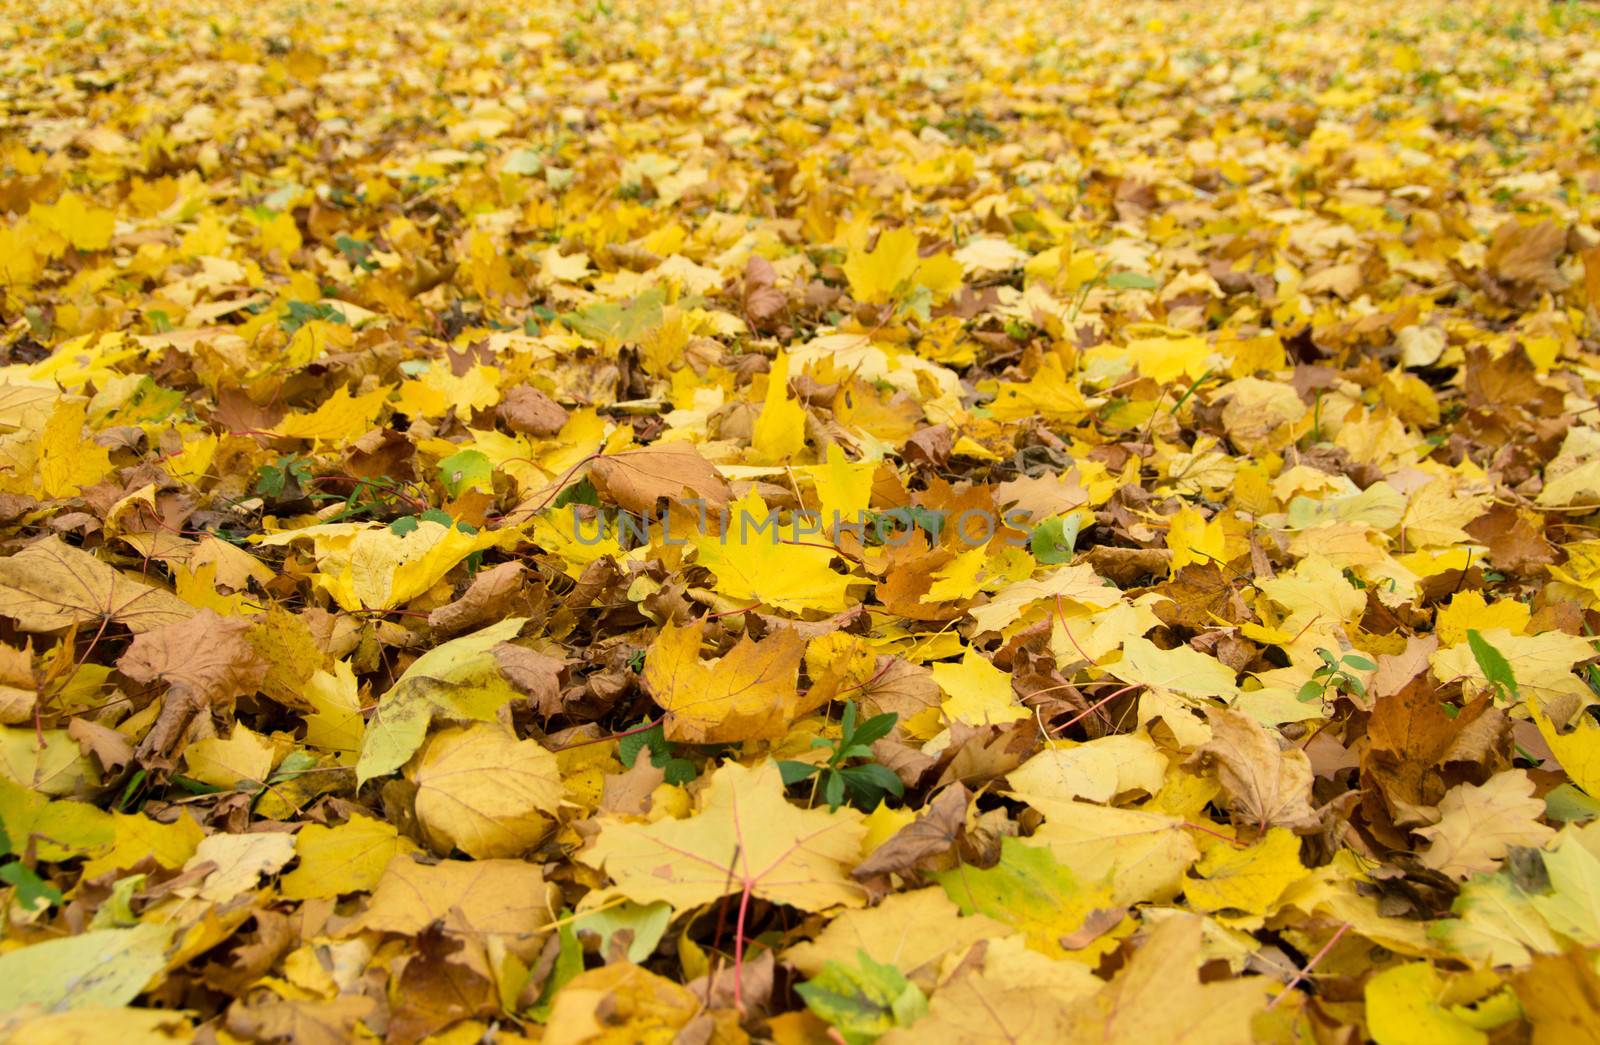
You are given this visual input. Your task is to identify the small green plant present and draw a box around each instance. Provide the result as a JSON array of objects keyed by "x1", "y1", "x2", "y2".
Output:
[
  {"x1": 618, "y1": 720, "x2": 696, "y2": 785},
  {"x1": 780, "y1": 702, "x2": 904, "y2": 811},
  {"x1": 796, "y1": 949, "x2": 928, "y2": 1044},
  {"x1": 0, "y1": 822, "x2": 63, "y2": 914},
  {"x1": 279, "y1": 299, "x2": 346, "y2": 334},
  {"x1": 1297, "y1": 647, "x2": 1376, "y2": 704},
  {"x1": 254, "y1": 453, "x2": 314, "y2": 499},
  {"x1": 334, "y1": 234, "x2": 378, "y2": 273}
]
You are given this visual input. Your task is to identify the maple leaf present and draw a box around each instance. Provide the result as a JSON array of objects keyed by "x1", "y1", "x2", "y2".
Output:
[
  {"x1": 930, "y1": 648, "x2": 1027, "y2": 727},
  {"x1": 1059, "y1": 915, "x2": 1267, "y2": 1042},
  {"x1": 117, "y1": 608, "x2": 270, "y2": 706},
  {"x1": 280, "y1": 813, "x2": 418, "y2": 900},
  {"x1": 690, "y1": 492, "x2": 857, "y2": 614},
  {"x1": 407, "y1": 722, "x2": 563, "y2": 858},
  {"x1": 0, "y1": 536, "x2": 194, "y2": 634},
  {"x1": 1191, "y1": 709, "x2": 1320, "y2": 831},
  {"x1": 1183, "y1": 827, "x2": 1308, "y2": 916},
  {"x1": 878, "y1": 936, "x2": 1102, "y2": 1043},
  {"x1": 3, "y1": 1, "x2": 1599, "y2": 1036},
  {"x1": 936, "y1": 838, "x2": 1121, "y2": 961},
  {"x1": 641, "y1": 617, "x2": 810, "y2": 743},
  {"x1": 1416, "y1": 771, "x2": 1555, "y2": 879},
  {"x1": 254, "y1": 520, "x2": 517, "y2": 612},
  {"x1": 785, "y1": 887, "x2": 1007, "y2": 987},
  {"x1": 580, "y1": 760, "x2": 868, "y2": 913},
  {"x1": 587, "y1": 443, "x2": 731, "y2": 514}
]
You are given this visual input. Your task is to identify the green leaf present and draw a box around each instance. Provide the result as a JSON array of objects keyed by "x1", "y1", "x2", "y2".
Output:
[
  {"x1": 1467, "y1": 629, "x2": 1519, "y2": 698},
  {"x1": 660, "y1": 757, "x2": 697, "y2": 785},
  {"x1": 504, "y1": 149, "x2": 544, "y2": 175},
  {"x1": 552, "y1": 477, "x2": 600, "y2": 509},
  {"x1": 1105, "y1": 271, "x2": 1161, "y2": 290},
  {"x1": 779, "y1": 759, "x2": 822, "y2": 786},
  {"x1": 0, "y1": 922, "x2": 173, "y2": 1012},
  {"x1": 849, "y1": 710, "x2": 900, "y2": 749},
  {"x1": 796, "y1": 949, "x2": 928, "y2": 1045},
  {"x1": 839, "y1": 700, "x2": 859, "y2": 743},
  {"x1": 0, "y1": 860, "x2": 63, "y2": 912},
  {"x1": 570, "y1": 900, "x2": 670, "y2": 963},
  {"x1": 1296, "y1": 680, "x2": 1325, "y2": 703},
  {"x1": 438, "y1": 448, "x2": 494, "y2": 497},
  {"x1": 1342, "y1": 654, "x2": 1377, "y2": 672},
  {"x1": 559, "y1": 288, "x2": 665, "y2": 347},
  {"x1": 618, "y1": 721, "x2": 668, "y2": 768},
  {"x1": 526, "y1": 910, "x2": 583, "y2": 1022},
  {"x1": 1029, "y1": 515, "x2": 1081, "y2": 565},
  {"x1": 840, "y1": 763, "x2": 905, "y2": 806},
  {"x1": 824, "y1": 770, "x2": 847, "y2": 811}
]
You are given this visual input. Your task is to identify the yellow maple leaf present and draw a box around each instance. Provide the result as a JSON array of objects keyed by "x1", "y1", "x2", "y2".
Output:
[
  {"x1": 280, "y1": 813, "x2": 418, "y2": 900},
  {"x1": 254, "y1": 520, "x2": 516, "y2": 611},
  {"x1": 1165, "y1": 505, "x2": 1227, "y2": 573},
  {"x1": 750, "y1": 352, "x2": 806, "y2": 463},
  {"x1": 182, "y1": 723, "x2": 281, "y2": 790},
  {"x1": 1183, "y1": 827, "x2": 1308, "y2": 916},
  {"x1": 407, "y1": 723, "x2": 563, "y2": 859},
  {"x1": 30, "y1": 192, "x2": 116, "y2": 253},
  {"x1": 300, "y1": 659, "x2": 365, "y2": 762},
  {"x1": 844, "y1": 227, "x2": 922, "y2": 304},
  {"x1": 580, "y1": 759, "x2": 867, "y2": 912},
  {"x1": 272, "y1": 385, "x2": 391, "y2": 442},
  {"x1": 36, "y1": 398, "x2": 112, "y2": 499},
  {"x1": 642, "y1": 617, "x2": 810, "y2": 743},
  {"x1": 691, "y1": 493, "x2": 856, "y2": 613},
  {"x1": 931, "y1": 648, "x2": 1026, "y2": 726}
]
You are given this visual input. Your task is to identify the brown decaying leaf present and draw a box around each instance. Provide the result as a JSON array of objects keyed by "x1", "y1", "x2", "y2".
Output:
[
  {"x1": 1192, "y1": 710, "x2": 1321, "y2": 832},
  {"x1": 587, "y1": 444, "x2": 732, "y2": 515}
]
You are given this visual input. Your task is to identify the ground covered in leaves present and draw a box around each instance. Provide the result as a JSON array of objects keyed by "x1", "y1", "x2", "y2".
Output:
[{"x1": 2, "y1": 0, "x2": 1600, "y2": 1040}]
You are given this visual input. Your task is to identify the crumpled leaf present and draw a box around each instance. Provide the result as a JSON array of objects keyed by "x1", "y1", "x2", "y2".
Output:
[{"x1": 1191, "y1": 709, "x2": 1320, "y2": 831}]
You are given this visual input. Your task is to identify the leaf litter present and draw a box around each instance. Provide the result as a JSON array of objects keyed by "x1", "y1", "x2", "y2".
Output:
[{"x1": 1, "y1": 0, "x2": 1600, "y2": 1041}]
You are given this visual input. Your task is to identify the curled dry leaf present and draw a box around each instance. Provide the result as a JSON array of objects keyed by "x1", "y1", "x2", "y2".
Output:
[
  {"x1": 1191, "y1": 710, "x2": 1321, "y2": 832},
  {"x1": 586, "y1": 444, "x2": 732, "y2": 515}
]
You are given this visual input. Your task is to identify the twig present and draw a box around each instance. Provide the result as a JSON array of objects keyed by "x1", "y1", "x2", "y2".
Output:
[{"x1": 1268, "y1": 922, "x2": 1350, "y2": 1010}]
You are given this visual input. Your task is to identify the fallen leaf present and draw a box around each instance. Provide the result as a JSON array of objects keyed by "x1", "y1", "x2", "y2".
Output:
[
  {"x1": 408, "y1": 722, "x2": 562, "y2": 858},
  {"x1": 0, "y1": 536, "x2": 194, "y2": 633},
  {"x1": 1192, "y1": 709, "x2": 1320, "y2": 831},
  {"x1": 581, "y1": 759, "x2": 867, "y2": 912},
  {"x1": 642, "y1": 617, "x2": 810, "y2": 743}
]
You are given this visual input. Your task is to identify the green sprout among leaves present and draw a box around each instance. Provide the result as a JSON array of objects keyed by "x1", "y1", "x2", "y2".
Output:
[
  {"x1": 617, "y1": 720, "x2": 696, "y2": 785},
  {"x1": 779, "y1": 702, "x2": 904, "y2": 811},
  {"x1": 1296, "y1": 647, "x2": 1376, "y2": 704}
]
